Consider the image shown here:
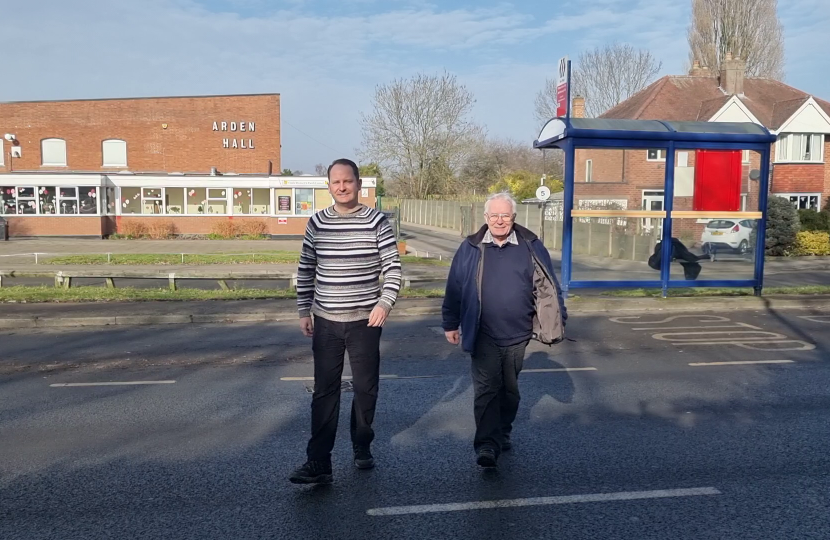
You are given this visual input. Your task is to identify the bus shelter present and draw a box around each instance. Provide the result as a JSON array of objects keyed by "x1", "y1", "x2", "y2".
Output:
[{"x1": 534, "y1": 118, "x2": 777, "y2": 297}]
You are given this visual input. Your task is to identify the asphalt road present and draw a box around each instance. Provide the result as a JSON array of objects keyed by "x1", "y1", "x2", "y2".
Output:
[{"x1": 3, "y1": 309, "x2": 830, "y2": 539}]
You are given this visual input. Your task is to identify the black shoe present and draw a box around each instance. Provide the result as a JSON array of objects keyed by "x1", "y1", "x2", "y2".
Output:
[
  {"x1": 289, "y1": 461, "x2": 333, "y2": 484},
  {"x1": 476, "y1": 448, "x2": 498, "y2": 468},
  {"x1": 354, "y1": 445, "x2": 375, "y2": 470},
  {"x1": 501, "y1": 437, "x2": 513, "y2": 452}
]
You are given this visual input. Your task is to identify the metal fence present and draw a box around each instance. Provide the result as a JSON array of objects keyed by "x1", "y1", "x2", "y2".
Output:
[{"x1": 394, "y1": 198, "x2": 660, "y2": 261}]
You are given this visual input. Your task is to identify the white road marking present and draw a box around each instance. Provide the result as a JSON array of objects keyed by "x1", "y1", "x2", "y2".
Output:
[
  {"x1": 688, "y1": 360, "x2": 794, "y2": 367},
  {"x1": 523, "y1": 367, "x2": 598, "y2": 373},
  {"x1": 282, "y1": 369, "x2": 596, "y2": 382},
  {"x1": 50, "y1": 381, "x2": 176, "y2": 387},
  {"x1": 798, "y1": 315, "x2": 830, "y2": 324},
  {"x1": 280, "y1": 375, "x2": 439, "y2": 382},
  {"x1": 366, "y1": 487, "x2": 721, "y2": 516},
  {"x1": 610, "y1": 315, "x2": 730, "y2": 325}
]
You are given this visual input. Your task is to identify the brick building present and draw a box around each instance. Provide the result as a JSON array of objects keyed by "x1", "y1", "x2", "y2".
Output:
[
  {"x1": 571, "y1": 55, "x2": 830, "y2": 232},
  {"x1": 0, "y1": 94, "x2": 377, "y2": 238}
]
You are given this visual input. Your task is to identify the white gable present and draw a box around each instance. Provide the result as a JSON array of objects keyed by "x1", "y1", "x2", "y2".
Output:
[
  {"x1": 709, "y1": 96, "x2": 762, "y2": 125},
  {"x1": 776, "y1": 98, "x2": 830, "y2": 134}
]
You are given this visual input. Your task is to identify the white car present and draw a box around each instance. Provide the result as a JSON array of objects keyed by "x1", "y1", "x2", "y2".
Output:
[{"x1": 701, "y1": 219, "x2": 755, "y2": 255}]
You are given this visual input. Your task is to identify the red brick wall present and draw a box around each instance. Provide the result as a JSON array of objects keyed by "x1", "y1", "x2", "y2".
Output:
[
  {"x1": 0, "y1": 94, "x2": 280, "y2": 175},
  {"x1": 771, "y1": 164, "x2": 825, "y2": 193},
  {"x1": 7, "y1": 216, "x2": 104, "y2": 237}
]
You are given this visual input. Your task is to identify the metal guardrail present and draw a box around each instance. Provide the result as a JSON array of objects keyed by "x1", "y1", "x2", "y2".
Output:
[{"x1": 0, "y1": 270, "x2": 432, "y2": 290}]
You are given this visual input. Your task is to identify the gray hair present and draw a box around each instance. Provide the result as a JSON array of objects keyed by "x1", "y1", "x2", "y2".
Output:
[{"x1": 484, "y1": 192, "x2": 517, "y2": 215}]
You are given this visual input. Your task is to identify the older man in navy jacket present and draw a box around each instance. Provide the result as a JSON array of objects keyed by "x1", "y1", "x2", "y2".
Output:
[{"x1": 442, "y1": 192, "x2": 567, "y2": 469}]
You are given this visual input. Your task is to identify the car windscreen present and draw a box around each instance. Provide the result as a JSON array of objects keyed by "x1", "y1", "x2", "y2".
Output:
[{"x1": 706, "y1": 220, "x2": 736, "y2": 229}]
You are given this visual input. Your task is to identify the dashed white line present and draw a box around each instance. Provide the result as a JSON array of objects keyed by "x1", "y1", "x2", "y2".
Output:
[
  {"x1": 688, "y1": 360, "x2": 794, "y2": 367},
  {"x1": 280, "y1": 375, "x2": 440, "y2": 382},
  {"x1": 366, "y1": 487, "x2": 721, "y2": 516},
  {"x1": 523, "y1": 367, "x2": 598, "y2": 373},
  {"x1": 50, "y1": 381, "x2": 176, "y2": 387}
]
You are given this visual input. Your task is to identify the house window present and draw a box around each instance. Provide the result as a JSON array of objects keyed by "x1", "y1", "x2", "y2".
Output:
[
  {"x1": 779, "y1": 193, "x2": 821, "y2": 211},
  {"x1": 776, "y1": 134, "x2": 824, "y2": 163},
  {"x1": 39, "y1": 186, "x2": 57, "y2": 215},
  {"x1": 58, "y1": 187, "x2": 79, "y2": 214},
  {"x1": 41, "y1": 138, "x2": 67, "y2": 166},
  {"x1": 207, "y1": 188, "x2": 228, "y2": 214},
  {"x1": 0, "y1": 140, "x2": 4, "y2": 166},
  {"x1": 165, "y1": 188, "x2": 184, "y2": 215},
  {"x1": 102, "y1": 139, "x2": 128, "y2": 167},
  {"x1": 142, "y1": 188, "x2": 163, "y2": 214},
  {"x1": 742, "y1": 150, "x2": 751, "y2": 163},
  {"x1": 17, "y1": 187, "x2": 37, "y2": 214},
  {"x1": 1, "y1": 186, "x2": 15, "y2": 214},
  {"x1": 295, "y1": 188, "x2": 314, "y2": 216},
  {"x1": 80, "y1": 187, "x2": 99, "y2": 214},
  {"x1": 585, "y1": 159, "x2": 593, "y2": 182},
  {"x1": 646, "y1": 149, "x2": 666, "y2": 161},
  {"x1": 232, "y1": 188, "x2": 271, "y2": 215}
]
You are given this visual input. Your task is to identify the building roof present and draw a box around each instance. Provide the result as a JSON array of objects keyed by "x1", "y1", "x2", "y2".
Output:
[{"x1": 600, "y1": 75, "x2": 830, "y2": 130}]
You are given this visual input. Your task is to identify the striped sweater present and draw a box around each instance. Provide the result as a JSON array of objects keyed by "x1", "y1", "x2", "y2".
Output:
[{"x1": 297, "y1": 205, "x2": 402, "y2": 322}]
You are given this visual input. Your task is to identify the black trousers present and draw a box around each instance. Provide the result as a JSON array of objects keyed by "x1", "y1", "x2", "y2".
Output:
[
  {"x1": 306, "y1": 315, "x2": 382, "y2": 463},
  {"x1": 470, "y1": 333, "x2": 529, "y2": 455}
]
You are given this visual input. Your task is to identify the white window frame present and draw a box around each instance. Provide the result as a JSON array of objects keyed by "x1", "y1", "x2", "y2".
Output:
[
  {"x1": 58, "y1": 186, "x2": 79, "y2": 214},
  {"x1": 102, "y1": 139, "x2": 128, "y2": 167},
  {"x1": 646, "y1": 149, "x2": 666, "y2": 162},
  {"x1": 16, "y1": 186, "x2": 38, "y2": 214},
  {"x1": 165, "y1": 187, "x2": 184, "y2": 215},
  {"x1": 0, "y1": 140, "x2": 4, "y2": 166},
  {"x1": 294, "y1": 188, "x2": 315, "y2": 216},
  {"x1": 41, "y1": 138, "x2": 67, "y2": 167},
  {"x1": 142, "y1": 187, "x2": 164, "y2": 215},
  {"x1": 777, "y1": 193, "x2": 821, "y2": 211},
  {"x1": 585, "y1": 159, "x2": 593, "y2": 182},
  {"x1": 742, "y1": 150, "x2": 751, "y2": 163},
  {"x1": 641, "y1": 190, "x2": 665, "y2": 233},
  {"x1": 775, "y1": 134, "x2": 824, "y2": 163},
  {"x1": 206, "y1": 188, "x2": 229, "y2": 215}
]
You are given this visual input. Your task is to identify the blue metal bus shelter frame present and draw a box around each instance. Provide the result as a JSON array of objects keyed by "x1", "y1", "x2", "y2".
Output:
[{"x1": 533, "y1": 118, "x2": 777, "y2": 298}]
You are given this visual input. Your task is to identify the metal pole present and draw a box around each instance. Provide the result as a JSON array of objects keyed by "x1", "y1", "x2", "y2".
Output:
[
  {"x1": 561, "y1": 140, "x2": 575, "y2": 296},
  {"x1": 659, "y1": 143, "x2": 676, "y2": 298},
  {"x1": 754, "y1": 146, "x2": 771, "y2": 296}
]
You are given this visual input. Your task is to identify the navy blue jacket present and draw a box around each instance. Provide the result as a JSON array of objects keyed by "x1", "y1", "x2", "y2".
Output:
[{"x1": 442, "y1": 224, "x2": 567, "y2": 353}]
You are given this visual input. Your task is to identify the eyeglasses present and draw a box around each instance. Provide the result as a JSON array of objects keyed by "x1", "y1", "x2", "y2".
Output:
[{"x1": 485, "y1": 213, "x2": 515, "y2": 222}]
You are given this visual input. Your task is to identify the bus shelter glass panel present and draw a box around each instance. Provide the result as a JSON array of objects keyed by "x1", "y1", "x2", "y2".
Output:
[
  {"x1": 668, "y1": 149, "x2": 761, "y2": 284},
  {"x1": 571, "y1": 147, "x2": 666, "y2": 283}
]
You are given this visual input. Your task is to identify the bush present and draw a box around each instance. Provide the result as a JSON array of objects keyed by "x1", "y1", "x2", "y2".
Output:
[
  {"x1": 237, "y1": 219, "x2": 268, "y2": 237},
  {"x1": 210, "y1": 220, "x2": 236, "y2": 239},
  {"x1": 798, "y1": 209, "x2": 830, "y2": 232},
  {"x1": 147, "y1": 221, "x2": 176, "y2": 239},
  {"x1": 765, "y1": 197, "x2": 800, "y2": 256},
  {"x1": 119, "y1": 220, "x2": 147, "y2": 238},
  {"x1": 791, "y1": 231, "x2": 830, "y2": 256}
]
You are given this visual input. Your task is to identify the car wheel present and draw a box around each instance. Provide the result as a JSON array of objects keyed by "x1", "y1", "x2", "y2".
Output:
[{"x1": 738, "y1": 240, "x2": 748, "y2": 254}]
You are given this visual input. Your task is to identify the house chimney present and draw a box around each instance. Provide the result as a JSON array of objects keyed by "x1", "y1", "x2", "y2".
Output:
[
  {"x1": 690, "y1": 60, "x2": 702, "y2": 76},
  {"x1": 572, "y1": 95, "x2": 585, "y2": 118},
  {"x1": 719, "y1": 52, "x2": 746, "y2": 95}
]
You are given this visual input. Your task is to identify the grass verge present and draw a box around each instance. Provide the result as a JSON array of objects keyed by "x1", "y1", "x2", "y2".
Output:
[
  {"x1": 41, "y1": 253, "x2": 449, "y2": 267},
  {"x1": 0, "y1": 286, "x2": 445, "y2": 303}
]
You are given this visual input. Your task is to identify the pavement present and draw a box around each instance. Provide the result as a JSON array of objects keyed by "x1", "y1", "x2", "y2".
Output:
[{"x1": 3, "y1": 309, "x2": 830, "y2": 538}]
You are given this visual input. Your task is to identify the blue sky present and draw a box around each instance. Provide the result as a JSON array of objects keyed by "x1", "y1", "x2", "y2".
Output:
[{"x1": 1, "y1": 0, "x2": 827, "y2": 172}]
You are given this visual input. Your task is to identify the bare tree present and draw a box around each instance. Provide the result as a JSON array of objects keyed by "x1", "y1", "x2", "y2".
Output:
[
  {"x1": 687, "y1": 0, "x2": 784, "y2": 80},
  {"x1": 534, "y1": 43, "x2": 662, "y2": 122},
  {"x1": 359, "y1": 72, "x2": 483, "y2": 199},
  {"x1": 314, "y1": 163, "x2": 327, "y2": 176},
  {"x1": 460, "y1": 138, "x2": 563, "y2": 196}
]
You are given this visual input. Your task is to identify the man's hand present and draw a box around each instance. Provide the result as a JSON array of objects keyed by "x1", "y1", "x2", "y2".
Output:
[
  {"x1": 300, "y1": 316, "x2": 314, "y2": 337},
  {"x1": 367, "y1": 305, "x2": 389, "y2": 327},
  {"x1": 445, "y1": 330, "x2": 460, "y2": 345}
]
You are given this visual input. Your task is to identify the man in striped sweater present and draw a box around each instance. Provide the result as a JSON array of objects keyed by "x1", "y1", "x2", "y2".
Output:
[{"x1": 289, "y1": 158, "x2": 402, "y2": 485}]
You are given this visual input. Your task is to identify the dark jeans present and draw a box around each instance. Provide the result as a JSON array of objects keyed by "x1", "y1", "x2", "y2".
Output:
[
  {"x1": 471, "y1": 333, "x2": 529, "y2": 455},
  {"x1": 306, "y1": 315, "x2": 382, "y2": 463}
]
